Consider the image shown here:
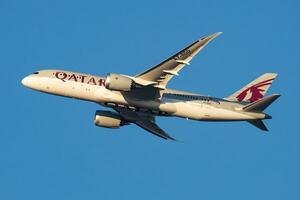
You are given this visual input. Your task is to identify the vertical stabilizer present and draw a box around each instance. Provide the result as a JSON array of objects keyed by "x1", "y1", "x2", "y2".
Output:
[{"x1": 226, "y1": 73, "x2": 277, "y2": 102}]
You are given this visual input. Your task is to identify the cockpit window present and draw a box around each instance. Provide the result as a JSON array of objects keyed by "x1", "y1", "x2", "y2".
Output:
[{"x1": 33, "y1": 72, "x2": 39, "y2": 74}]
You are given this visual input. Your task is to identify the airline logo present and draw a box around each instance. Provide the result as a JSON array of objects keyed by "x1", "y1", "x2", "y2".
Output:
[
  {"x1": 236, "y1": 78, "x2": 274, "y2": 102},
  {"x1": 54, "y1": 71, "x2": 106, "y2": 86}
]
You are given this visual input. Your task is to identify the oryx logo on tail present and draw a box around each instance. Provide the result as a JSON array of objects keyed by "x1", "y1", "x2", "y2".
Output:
[
  {"x1": 236, "y1": 78, "x2": 275, "y2": 102},
  {"x1": 225, "y1": 73, "x2": 277, "y2": 103}
]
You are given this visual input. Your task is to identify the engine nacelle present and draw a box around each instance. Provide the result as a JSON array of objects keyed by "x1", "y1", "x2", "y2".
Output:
[
  {"x1": 105, "y1": 73, "x2": 134, "y2": 91},
  {"x1": 94, "y1": 110, "x2": 126, "y2": 128}
]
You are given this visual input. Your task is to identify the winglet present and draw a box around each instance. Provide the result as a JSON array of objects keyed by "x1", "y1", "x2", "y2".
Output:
[
  {"x1": 196, "y1": 32, "x2": 222, "y2": 51},
  {"x1": 200, "y1": 32, "x2": 222, "y2": 42}
]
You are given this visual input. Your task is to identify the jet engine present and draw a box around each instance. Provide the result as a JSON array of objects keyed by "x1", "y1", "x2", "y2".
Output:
[
  {"x1": 105, "y1": 73, "x2": 135, "y2": 91},
  {"x1": 94, "y1": 110, "x2": 127, "y2": 128}
]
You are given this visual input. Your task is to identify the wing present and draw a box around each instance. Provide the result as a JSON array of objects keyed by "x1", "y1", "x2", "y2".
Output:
[
  {"x1": 115, "y1": 108, "x2": 175, "y2": 140},
  {"x1": 135, "y1": 32, "x2": 222, "y2": 89},
  {"x1": 135, "y1": 119, "x2": 176, "y2": 141}
]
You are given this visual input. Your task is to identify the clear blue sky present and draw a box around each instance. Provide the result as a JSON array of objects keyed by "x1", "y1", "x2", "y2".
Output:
[{"x1": 0, "y1": 0, "x2": 299, "y2": 199}]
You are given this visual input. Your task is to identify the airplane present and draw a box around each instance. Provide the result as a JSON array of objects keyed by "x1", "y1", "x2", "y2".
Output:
[{"x1": 21, "y1": 32, "x2": 280, "y2": 141}]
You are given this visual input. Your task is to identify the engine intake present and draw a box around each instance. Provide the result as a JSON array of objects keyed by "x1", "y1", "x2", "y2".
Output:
[
  {"x1": 94, "y1": 110, "x2": 127, "y2": 128},
  {"x1": 105, "y1": 73, "x2": 134, "y2": 91}
]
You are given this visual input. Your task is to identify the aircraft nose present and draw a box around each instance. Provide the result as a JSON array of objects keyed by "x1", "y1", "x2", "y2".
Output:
[{"x1": 21, "y1": 76, "x2": 29, "y2": 87}]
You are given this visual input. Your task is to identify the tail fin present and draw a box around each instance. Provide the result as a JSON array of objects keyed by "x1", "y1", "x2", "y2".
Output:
[
  {"x1": 225, "y1": 73, "x2": 277, "y2": 102},
  {"x1": 243, "y1": 94, "x2": 281, "y2": 112}
]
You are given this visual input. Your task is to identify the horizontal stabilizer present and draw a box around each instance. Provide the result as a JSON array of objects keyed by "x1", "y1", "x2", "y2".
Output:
[
  {"x1": 248, "y1": 120, "x2": 268, "y2": 131},
  {"x1": 243, "y1": 94, "x2": 281, "y2": 112}
]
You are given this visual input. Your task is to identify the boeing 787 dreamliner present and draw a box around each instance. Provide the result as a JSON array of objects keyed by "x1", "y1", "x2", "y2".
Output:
[{"x1": 22, "y1": 32, "x2": 280, "y2": 140}]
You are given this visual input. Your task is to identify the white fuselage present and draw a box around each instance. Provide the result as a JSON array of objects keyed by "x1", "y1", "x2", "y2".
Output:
[{"x1": 21, "y1": 70, "x2": 266, "y2": 121}]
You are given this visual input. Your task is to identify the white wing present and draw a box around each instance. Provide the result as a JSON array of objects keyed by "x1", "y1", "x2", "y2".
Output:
[{"x1": 135, "y1": 32, "x2": 222, "y2": 89}]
